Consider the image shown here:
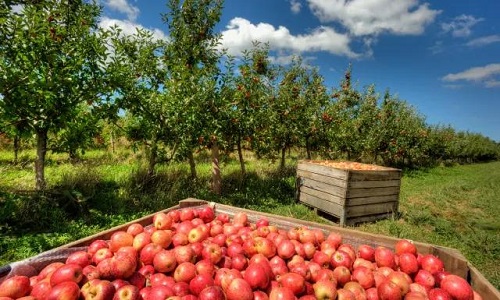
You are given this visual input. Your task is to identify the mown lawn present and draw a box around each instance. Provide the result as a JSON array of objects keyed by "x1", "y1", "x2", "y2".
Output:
[{"x1": 0, "y1": 149, "x2": 498, "y2": 288}]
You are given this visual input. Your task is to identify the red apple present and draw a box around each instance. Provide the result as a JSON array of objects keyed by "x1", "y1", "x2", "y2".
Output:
[
  {"x1": 201, "y1": 243, "x2": 223, "y2": 264},
  {"x1": 153, "y1": 249, "x2": 177, "y2": 273},
  {"x1": 151, "y1": 230, "x2": 173, "y2": 249},
  {"x1": 153, "y1": 212, "x2": 173, "y2": 230},
  {"x1": 50, "y1": 264, "x2": 83, "y2": 287},
  {"x1": 269, "y1": 286, "x2": 296, "y2": 300},
  {"x1": 325, "y1": 232, "x2": 342, "y2": 249},
  {"x1": 189, "y1": 274, "x2": 215, "y2": 296},
  {"x1": 377, "y1": 280, "x2": 402, "y2": 300},
  {"x1": 47, "y1": 281, "x2": 80, "y2": 300},
  {"x1": 332, "y1": 266, "x2": 351, "y2": 286},
  {"x1": 414, "y1": 269, "x2": 435, "y2": 290},
  {"x1": 343, "y1": 281, "x2": 367, "y2": 300},
  {"x1": 140, "y1": 243, "x2": 163, "y2": 266},
  {"x1": 226, "y1": 278, "x2": 253, "y2": 300},
  {"x1": 174, "y1": 262, "x2": 197, "y2": 283},
  {"x1": 126, "y1": 223, "x2": 144, "y2": 236},
  {"x1": 172, "y1": 232, "x2": 189, "y2": 247},
  {"x1": 196, "y1": 259, "x2": 216, "y2": 276},
  {"x1": 313, "y1": 279, "x2": 337, "y2": 300},
  {"x1": 440, "y1": 275, "x2": 473, "y2": 300},
  {"x1": 198, "y1": 286, "x2": 225, "y2": 300},
  {"x1": 278, "y1": 272, "x2": 305, "y2": 296},
  {"x1": 428, "y1": 288, "x2": 452, "y2": 300},
  {"x1": 420, "y1": 254, "x2": 444, "y2": 275},
  {"x1": 244, "y1": 262, "x2": 270, "y2": 290},
  {"x1": 277, "y1": 239, "x2": 296, "y2": 260},
  {"x1": 112, "y1": 285, "x2": 139, "y2": 300},
  {"x1": 93, "y1": 248, "x2": 114, "y2": 265},
  {"x1": 81, "y1": 279, "x2": 116, "y2": 300},
  {"x1": 109, "y1": 231, "x2": 134, "y2": 253},
  {"x1": 66, "y1": 251, "x2": 91, "y2": 268},
  {"x1": 395, "y1": 239, "x2": 417, "y2": 256},
  {"x1": 374, "y1": 247, "x2": 396, "y2": 269},
  {"x1": 179, "y1": 209, "x2": 195, "y2": 222},
  {"x1": 352, "y1": 266, "x2": 375, "y2": 289},
  {"x1": 149, "y1": 273, "x2": 175, "y2": 288},
  {"x1": 386, "y1": 271, "x2": 410, "y2": 296},
  {"x1": 331, "y1": 250, "x2": 353, "y2": 269},
  {"x1": 148, "y1": 285, "x2": 174, "y2": 299},
  {"x1": 232, "y1": 212, "x2": 248, "y2": 226},
  {"x1": 357, "y1": 244, "x2": 376, "y2": 262},
  {"x1": 216, "y1": 213, "x2": 230, "y2": 224},
  {"x1": 88, "y1": 240, "x2": 109, "y2": 257},
  {"x1": 398, "y1": 253, "x2": 419, "y2": 275},
  {"x1": 0, "y1": 275, "x2": 31, "y2": 298},
  {"x1": 132, "y1": 232, "x2": 151, "y2": 251},
  {"x1": 30, "y1": 281, "x2": 51, "y2": 300},
  {"x1": 198, "y1": 206, "x2": 216, "y2": 224},
  {"x1": 336, "y1": 288, "x2": 356, "y2": 300}
]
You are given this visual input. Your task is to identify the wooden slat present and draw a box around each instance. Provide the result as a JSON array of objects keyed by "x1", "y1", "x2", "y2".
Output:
[
  {"x1": 346, "y1": 201, "x2": 398, "y2": 217},
  {"x1": 300, "y1": 186, "x2": 345, "y2": 206},
  {"x1": 297, "y1": 169, "x2": 348, "y2": 188},
  {"x1": 346, "y1": 194, "x2": 400, "y2": 206},
  {"x1": 297, "y1": 161, "x2": 349, "y2": 180},
  {"x1": 347, "y1": 186, "x2": 401, "y2": 198},
  {"x1": 298, "y1": 193, "x2": 345, "y2": 218},
  {"x1": 350, "y1": 170, "x2": 401, "y2": 181},
  {"x1": 300, "y1": 177, "x2": 346, "y2": 197},
  {"x1": 348, "y1": 179, "x2": 401, "y2": 188},
  {"x1": 345, "y1": 212, "x2": 395, "y2": 226}
]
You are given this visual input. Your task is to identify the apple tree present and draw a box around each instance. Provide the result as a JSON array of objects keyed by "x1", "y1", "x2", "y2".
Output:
[{"x1": 0, "y1": 1, "x2": 109, "y2": 189}]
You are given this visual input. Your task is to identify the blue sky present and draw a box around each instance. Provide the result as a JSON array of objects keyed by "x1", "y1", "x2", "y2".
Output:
[{"x1": 98, "y1": 0, "x2": 500, "y2": 141}]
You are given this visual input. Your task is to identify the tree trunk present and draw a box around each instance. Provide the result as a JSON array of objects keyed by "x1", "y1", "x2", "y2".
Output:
[
  {"x1": 305, "y1": 137, "x2": 311, "y2": 160},
  {"x1": 35, "y1": 129, "x2": 48, "y2": 190},
  {"x1": 188, "y1": 150, "x2": 197, "y2": 179},
  {"x1": 13, "y1": 134, "x2": 20, "y2": 164},
  {"x1": 237, "y1": 137, "x2": 246, "y2": 176},
  {"x1": 280, "y1": 145, "x2": 286, "y2": 170},
  {"x1": 110, "y1": 130, "x2": 115, "y2": 154},
  {"x1": 211, "y1": 141, "x2": 221, "y2": 195},
  {"x1": 147, "y1": 140, "x2": 158, "y2": 176}
]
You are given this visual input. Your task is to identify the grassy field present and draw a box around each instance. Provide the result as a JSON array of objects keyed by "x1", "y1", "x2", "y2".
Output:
[{"x1": 0, "y1": 149, "x2": 498, "y2": 289}]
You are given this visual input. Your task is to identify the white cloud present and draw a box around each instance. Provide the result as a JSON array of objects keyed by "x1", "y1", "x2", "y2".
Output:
[
  {"x1": 442, "y1": 63, "x2": 500, "y2": 88},
  {"x1": 104, "y1": 0, "x2": 140, "y2": 21},
  {"x1": 98, "y1": 17, "x2": 167, "y2": 41},
  {"x1": 220, "y1": 17, "x2": 361, "y2": 59},
  {"x1": 306, "y1": 0, "x2": 440, "y2": 36},
  {"x1": 290, "y1": 0, "x2": 302, "y2": 14},
  {"x1": 441, "y1": 15, "x2": 483, "y2": 38},
  {"x1": 466, "y1": 35, "x2": 500, "y2": 47}
]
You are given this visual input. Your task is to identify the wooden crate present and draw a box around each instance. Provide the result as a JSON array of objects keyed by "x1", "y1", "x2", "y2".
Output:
[
  {"x1": 1, "y1": 199, "x2": 498, "y2": 299},
  {"x1": 296, "y1": 160, "x2": 402, "y2": 226}
]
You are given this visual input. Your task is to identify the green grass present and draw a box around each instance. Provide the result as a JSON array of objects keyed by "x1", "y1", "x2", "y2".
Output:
[{"x1": 0, "y1": 149, "x2": 498, "y2": 289}]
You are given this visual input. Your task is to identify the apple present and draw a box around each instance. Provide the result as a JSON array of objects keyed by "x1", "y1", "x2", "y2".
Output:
[
  {"x1": 148, "y1": 285, "x2": 175, "y2": 299},
  {"x1": 109, "y1": 251, "x2": 137, "y2": 279},
  {"x1": 440, "y1": 275, "x2": 474, "y2": 300},
  {"x1": 112, "y1": 285, "x2": 139, "y2": 300},
  {"x1": 395, "y1": 239, "x2": 417, "y2": 256},
  {"x1": 30, "y1": 281, "x2": 51, "y2": 300},
  {"x1": 189, "y1": 274, "x2": 215, "y2": 296},
  {"x1": 278, "y1": 272, "x2": 305, "y2": 296},
  {"x1": 353, "y1": 258, "x2": 376, "y2": 270},
  {"x1": 179, "y1": 209, "x2": 195, "y2": 222},
  {"x1": 172, "y1": 232, "x2": 189, "y2": 247},
  {"x1": 254, "y1": 290, "x2": 270, "y2": 300},
  {"x1": 93, "y1": 248, "x2": 114, "y2": 266},
  {"x1": 414, "y1": 269, "x2": 435, "y2": 290},
  {"x1": 352, "y1": 266, "x2": 375, "y2": 289},
  {"x1": 428, "y1": 288, "x2": 452, "y2": 300},
  {"x1": 140, "y1": 243, "x2": 163, "y2": 265},
  {"x1": 365, "y1": 287, "x2": 378, "y2": 300},
  {"x1": 312, "y1": 250, "x2": 331, "y2": 268},
  {"x1": 174, "y1": 262, "x2": 197, "y2": 283},
  {"x1": 357, "y1": 244, "x2": 376, "y2": 262},
  {"x1": 303, "y1": 242, "x2": 316, "y2": 259},
  {"x1": 268, "y1": 286, "x2": 296, "y2": 300},
  {"x1": 377, "y1": 280, "x2": 402, "y2": 300},
  {"x1": 153, "y1": 249, "x2": 177, "y2": 273},
  {"x1": 151, "y1": 230, "x2": 173, "y2": 249},
  {"x1": 149, "y1": 273, "x2": 175, "y2": 288},
  {"x1": 196, "y1": 259, "x2": 216, "y2": 276},
  {"x1": 230, "y1": 253, "x2": 247, "y2": 271},
  {"x1": 201, "y1": 243, "x2": 223, "y2": 264},
  {"x1": 50, "y1": 263, "x2": 83, "y2": 287},
  {"x1": 214, "y1": 268, "x2": 242, "y2": 292},
  {"x1": 47, "y1": 281, "x2": 80, "y2": 300},
  {"x1": 331, "y1": 250, "x2": 353, "y2": 269},
  {"x1": 128, "y1": 272, "x2": 146, "y2": 289},
  {"x1": 82, "y1": 265, "x2": 100, "y2": 283},
  {"x1": 405, "y1": 291, "x2": 427, "y2": 300},
  {"x1": 138, "y1": 265, "x2": 155, "y2": 279},
  {"x1": 420, "y1": 254, "x2": 444, "y2": 275},
  {"x1": 88, "y1": 240, "x2": 109, "y2": 257},
  {"x1": 126, "y1": 223, "x2": 144, "y2": 236},
  {"x1": 174, "y1": 245, "x2": 196, "y2": 264},
  {"x1": 81, "y1": 279, "x2": 116, "y2": 300},
  {"x1": 153, "y1": 212, "x2": 173, "y2": 230},
  {"x1": 343, "y1": 282, "x2": 367, "y2": 300},
  {"x1": 336, "y1": 288, "x2": 356, "y2": 300},
  {"x1": 0, "y1": 275, "x2": 31, "y2": 298},
  {"x1": 109, "y1": 231, "x2": 134, "y2": 253},
  {"x1": 398, "y1": 253, "x2": 419, "y2": 275},
  {"x1": 325, "y1": 232, "x2": 343, "y2": 249},
  {"x1": 313, "y1": 279, "x2": 337, "y2": 300},
  {"x1": 374, "y1": 247, "x2": 395, "y2": 269},
  {"x1": 132, "y1": 232, "x2": 151, "y2": 251},
  {"x1": 226, "y1": 278, "x2": 253, "y2": 300},
  {"x1": 331, "y1": 266, "x2": 351, "y2": 286},
  {"x1": 244, "y1": 262, "x2": 270, "y2": 290},
  {"x1": 217, "y1": 213, "x2": 230, "y2": 224},
  {"x1": 198, "y1": 206, "x2": 216, "y2": 224},
  {"x1": 65, "y1": 251, "x2": 91, "y2": 268},
  {"x1": 386, "y1": 271, "x2": 410, "y2": 296}
]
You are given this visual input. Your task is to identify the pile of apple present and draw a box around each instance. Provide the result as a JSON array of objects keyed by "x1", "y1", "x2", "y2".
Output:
[{"x1": 0, "y1": 206, "x2": 482, "y2": 300}]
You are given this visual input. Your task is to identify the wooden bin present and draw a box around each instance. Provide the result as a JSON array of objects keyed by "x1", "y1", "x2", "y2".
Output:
[
  {"x1": 296, "y1": 160, "x2": 402, "y2": 226},
  {"x1": 1, "y1": 199, "x2": 499, "y2": 299}
]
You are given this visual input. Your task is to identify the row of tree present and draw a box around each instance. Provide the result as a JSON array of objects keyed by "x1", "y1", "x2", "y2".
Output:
[{"x1": 1, "y1": 0, "x2": 498, "y2": 192}]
